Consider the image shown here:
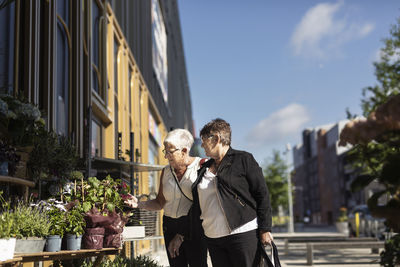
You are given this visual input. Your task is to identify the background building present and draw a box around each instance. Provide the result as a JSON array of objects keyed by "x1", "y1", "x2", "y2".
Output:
[
  {"x1": 292, "y1": 121, "x2": 350, "y2": 224},
  {"x1": 0, "y1": 0, "x2": 193, "y2": 257},
  {"x1": 292, "y1": 120, "x2": 389, "y2": 226}
]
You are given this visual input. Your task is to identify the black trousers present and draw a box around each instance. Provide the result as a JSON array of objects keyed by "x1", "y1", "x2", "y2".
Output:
[
  {"x1": 163, "y1": 215, "x2": 208, "y2": 267},
  {"x1": 206, "y1": 229, "x2": 260, "y2": 267}
]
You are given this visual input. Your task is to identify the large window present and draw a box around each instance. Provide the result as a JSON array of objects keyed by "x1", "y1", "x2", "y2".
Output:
[
  {"x1": 114, "y1": 38, "x2": 119, "y2": 159},
  {"x1": 0, "y1": 2, "x2": 15, "y2": 95},
  {"x1": 128, "y1": 67, "x2": 132, "y2": 132},
  {"x1": 56, "y1": 0, "x2": 70, "y2": 136},
  {"x1": 91, "y1": 0, "x2": 102, "y2": 96},
  {"x1": 151, "y1": 0, "x2": 168, "y2": 103},
  {"x1": 148, "y1": 111, "x2": 160, "y2": 194},
  {"x1": 91, "y1": 119, "x2": 102, "y2": 157},
  {"x1": 148, "y1": 139, "x2": 159, "y2": 194}
]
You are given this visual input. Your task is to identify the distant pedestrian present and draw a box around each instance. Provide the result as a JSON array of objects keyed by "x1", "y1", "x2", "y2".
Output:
[
  {"x1": 191, "y1": 118, "x2": 273, "y2": 267},
  {"x1": 125, "y1": 129, "x2": 208, "y2": 267}
]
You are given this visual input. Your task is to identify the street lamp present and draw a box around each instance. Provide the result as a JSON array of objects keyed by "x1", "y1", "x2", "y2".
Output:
[{"x1": 285, "y1": 143, "x2": 294, "y2": 233}]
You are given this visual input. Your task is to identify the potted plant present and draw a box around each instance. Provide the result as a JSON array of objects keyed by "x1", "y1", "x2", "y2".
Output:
[
  {"x1": 45, "y1": 201, "x2": 67, "y2": 252},
  {"x1": 64, "y1": 202, "x2": 85, "y2": 250},
  {"x1": 335, "y1": 207, "x2": 349, "y2": 235},
  {"x1": 9, "y1": 200, "x2": 50, "y2": 253},
  {"x1": 0, "y1": 191, "x2": 16, "y2": 261},
  {"x1": 0, "y1": 140, "x2": 20, "y2": 176},
  {"x1": 0, "y1": 94, "x2": 43, "y2": 146},
  {"x1": 65, "y1": 176, "x2": 134, "y2": 248},
  {"x1": 28, "y1": 129, "x2": 78, "y2": 198}
]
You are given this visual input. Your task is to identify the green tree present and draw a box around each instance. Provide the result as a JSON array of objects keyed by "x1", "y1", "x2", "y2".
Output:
[
  {"x1": 341, "y1": 17, "x2": 400, "y2": 267},
  {"x1": 263, "y1": 150, "x2": 289, "y2": 215},
  {"x1": 360, "y1": 19, "x2": 400, "y2": 117}
]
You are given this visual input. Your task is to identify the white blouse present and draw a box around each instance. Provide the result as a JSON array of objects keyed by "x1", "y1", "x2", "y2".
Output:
[
  {"x1": 198, "y1": 168, "x2": 258, "y2": 238},
  {"x1": 162, "y1": 157, "x2": 202, "y2": 219}
]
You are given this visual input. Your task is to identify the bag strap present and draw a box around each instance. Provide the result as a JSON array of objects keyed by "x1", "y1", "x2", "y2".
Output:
[
  {"x1": 260, "y1": 241, "x2": 281, "y2": 267},
  {"x1": 170, "y1": 166, "x2": 193, "y2": 202}
]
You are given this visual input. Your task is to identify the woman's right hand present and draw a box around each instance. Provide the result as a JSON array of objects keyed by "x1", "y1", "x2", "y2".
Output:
[{"x1": 123, "y1": 194, "x2": 139, "y2": 208}]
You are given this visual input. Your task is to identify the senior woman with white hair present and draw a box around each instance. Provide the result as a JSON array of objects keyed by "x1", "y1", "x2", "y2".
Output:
[{"x1": 125, "y1": 129, "x2": 208, "y2": 267}]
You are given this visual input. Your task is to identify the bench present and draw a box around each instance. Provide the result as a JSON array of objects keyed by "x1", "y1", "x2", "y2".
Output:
[
  {"x1": 283, "y1": 237, "x2": 378, "y2": 255},
  {"x1": 306, "y1": 241, "x2": 385, "y2": 265}
]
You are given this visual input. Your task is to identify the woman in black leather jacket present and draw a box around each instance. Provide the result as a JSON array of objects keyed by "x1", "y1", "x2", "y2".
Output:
[{"x1": 192, "y1": 118, "x2": 273, "y2": 267}]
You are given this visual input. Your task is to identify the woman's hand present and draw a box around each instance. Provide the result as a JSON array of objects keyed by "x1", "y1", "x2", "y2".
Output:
[
  {"x1": 167, "y1": 234, "x2": 184, "y2": 258},
  {"x1": 123, "y1": 194, "x2": 139, "y2": 208},
  {"x1": 260, "y1": 231, "x2": 273, "y2": 245}
]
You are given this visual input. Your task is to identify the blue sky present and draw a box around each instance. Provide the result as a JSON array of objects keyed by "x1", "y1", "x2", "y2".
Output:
[{"x1": 177, "y1": 0, "x2": 400, "y2": 165}]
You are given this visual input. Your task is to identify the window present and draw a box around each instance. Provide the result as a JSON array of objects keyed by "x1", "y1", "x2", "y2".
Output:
[
  {"x1": 91, "y1": 119, "x2": 102, "y2": 157},
  {"x1": 0, "y1": 2, "x2": 15, "y2": 94},
  {"x1": 114, "y1": 38, "x2": 119, "y2": 158},
  {"x1": 128, "y1": 68, "x2": 132, "y2": 132},
  {"x1": 56, "y1": 0, "x2": 70, "y2": 136},
  {"x1": 148, "y1": 139, "x2": 159, "y2": 193},
  {"x1": 91, "y1": 0, "x2": 101, "y2": 95}
]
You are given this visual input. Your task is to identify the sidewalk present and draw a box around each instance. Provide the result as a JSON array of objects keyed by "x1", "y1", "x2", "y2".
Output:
[
  {"x1": 275, "y1": 225, "x2": 381, "y2": 267},
  {"x1": 146, "y1": 225, "x2": 382, "y2": 267}
]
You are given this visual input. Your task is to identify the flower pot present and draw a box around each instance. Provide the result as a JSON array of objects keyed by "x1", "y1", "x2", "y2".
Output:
[
  {"x1": 122, "y1": 226, "x2": 145, "y2": 240},
  {"x1": 0, "y1": 161, "x2": 8, "y2": 176},
  {"x1": 335, "y1": 221, "x2": 349, "y2": 236},
  {"x1": 46, "y1": 235, "x2": 62, "y2": 252},
  {"x1": 15, "y1": 237, "x2": 46, "y2": 253},
  {"x1": 65, "y1": 234, "x2": 82, "y2": 251},
  {"x1": 0, "y1": 238, "x2": 16, "y2": 261},
  {"x1": 83, "y1": 227, "x2": 104, "y2": 249}
]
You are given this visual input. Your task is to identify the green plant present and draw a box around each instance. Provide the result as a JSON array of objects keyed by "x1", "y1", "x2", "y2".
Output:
[
  {"x1": 28, "y1": 128, "x2": 78, "y2": 181},
  {"x1": 0, "y1": 191, "x2": 14, "y2": 239},
  {"x1": 70, "y1": 170, "x2": 84, "y2": 181},
  {"x1": 337, "y1": 207, "x2": 348, "y2": 222},
  {"x1": 9, "y1": 201, "x2": 50, "y2": 238},
  {"x1": 68, "y1": 176, "x2": 130, "y2": 214},
  {"x1": 47, "y1": 205, "x2": 67, "y2": 237},
  {"x1": 0, "y1": 94, "x2": 44, "y2": 146},
  {"x1": 80, "y1": 254, "x2": 162, "y2": 267},
  {"x1": 380, "y1": 234, "x2": 400, "y2": 267},
  {"x1": 0, "y1": 140, "x2": 20, "y2": 176},
  {"x1": 65, "y1": 202, "x2": 85, "y2": 236}
]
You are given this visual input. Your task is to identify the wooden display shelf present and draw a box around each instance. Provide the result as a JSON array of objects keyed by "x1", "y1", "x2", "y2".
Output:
[
  {"x1": 0, "y1": 248, "x2": 120, "y2": 267},
  {"x1": 0, "y1": 175, "x2": 35, "y2": 188},
  {"x1": 0, "y1": 175, "x2": 35, "y2": 201}
]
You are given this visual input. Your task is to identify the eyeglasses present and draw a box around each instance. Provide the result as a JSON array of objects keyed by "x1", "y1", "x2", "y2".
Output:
[{"x1": 162, "y1": 148, "x2": 181, "y2": 156}]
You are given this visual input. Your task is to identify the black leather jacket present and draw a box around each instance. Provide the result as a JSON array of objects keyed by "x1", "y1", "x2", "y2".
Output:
[{"x1": 192, "y1": 147, "x2": 272, "y2": 234}]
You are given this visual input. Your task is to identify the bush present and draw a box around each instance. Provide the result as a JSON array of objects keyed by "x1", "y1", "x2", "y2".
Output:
[
  {"x1": 380, "y1": 234, "x2": 400, "y2": 267},
  {"x1": 337, "y1": 207, "x2": 348, "y2": 222},
  {"x1": 80, "y1": 254, "x2": 163, "y2": 267}
]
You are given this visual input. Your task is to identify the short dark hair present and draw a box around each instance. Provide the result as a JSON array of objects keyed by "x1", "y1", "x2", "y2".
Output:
[{"x1": 200, "y1": 118, "x2": 231, "y2": 146}]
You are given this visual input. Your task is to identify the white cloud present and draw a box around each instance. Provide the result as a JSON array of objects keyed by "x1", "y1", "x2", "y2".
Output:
[
  {"x1": 290, "y1": 1, "x2": 375, "y2": 59},
  {"x1": 246, "y1": 103, "x2": 310, "y2": 147}
]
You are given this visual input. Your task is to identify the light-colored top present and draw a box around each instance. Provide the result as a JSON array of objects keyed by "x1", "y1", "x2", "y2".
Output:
[
  {"x1": 198, "y1": 168, "x2": 258, "y2": 238},
  {"x1": 163, "y1": 157, "x2": 202, "y2": 219}
]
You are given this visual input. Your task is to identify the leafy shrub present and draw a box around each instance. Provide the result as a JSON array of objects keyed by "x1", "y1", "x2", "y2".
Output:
[
  {"x1": 80, "y1": 254, "x2": 163, "y2": 267},
  {"x1": 380, "y1": 234, "x2": 400, "y2": 267}
]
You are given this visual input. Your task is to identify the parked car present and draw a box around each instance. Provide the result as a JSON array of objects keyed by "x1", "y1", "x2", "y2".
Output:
[{"x1": 347, "y1": 204, "x2": 386, "y2": 239}]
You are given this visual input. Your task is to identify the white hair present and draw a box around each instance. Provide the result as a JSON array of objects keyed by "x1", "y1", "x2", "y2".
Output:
[{"x1": 164, "y1": 129, "x2": 194, "y2": 151}]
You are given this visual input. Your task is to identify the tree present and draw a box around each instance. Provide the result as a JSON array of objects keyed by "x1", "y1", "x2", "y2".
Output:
[
  {"x1": 340, "y1": 17, "x2": 400, "y2": 266},
  {"x1": 359, "y1": 18, "x2": 400, "y2": 117},
  {"x1": 263, "y1": 150, "x2": 289, "y2": 215}
]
